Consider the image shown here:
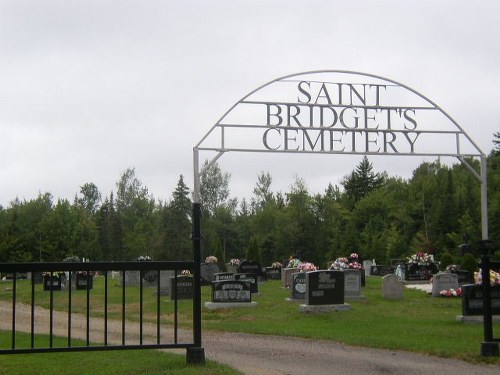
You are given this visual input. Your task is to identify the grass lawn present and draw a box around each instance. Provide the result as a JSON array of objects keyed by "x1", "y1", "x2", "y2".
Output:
[
  {"x1": 1, "y1": 275, "x2": 499, "y2": 365},
  {"x1": 0, "y1": 331, "x2": 242, "y2": 375}
]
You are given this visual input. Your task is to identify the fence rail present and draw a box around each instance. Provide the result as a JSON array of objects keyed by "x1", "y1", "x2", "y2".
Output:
[{"x1": 0, "y1": 261, "x2": 200, "y2": 359}]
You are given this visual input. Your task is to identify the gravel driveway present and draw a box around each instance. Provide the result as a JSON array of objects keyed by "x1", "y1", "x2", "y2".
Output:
[{"x1": 1, "y1": 301, "x2": 498, "y2": 375}]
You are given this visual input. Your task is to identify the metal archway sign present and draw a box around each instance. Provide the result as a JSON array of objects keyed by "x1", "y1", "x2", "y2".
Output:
[
  {"x1": 191, "y1": 70, "x2": 489, "y2": 358},
  {"x1": 193, "y1": 70, "x2": 488, "y2": 239}
]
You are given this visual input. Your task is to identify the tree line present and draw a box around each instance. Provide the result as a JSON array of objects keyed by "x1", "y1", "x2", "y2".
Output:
[{"x1": 1, "y1": 134, "x2": 499, "y2": 267}]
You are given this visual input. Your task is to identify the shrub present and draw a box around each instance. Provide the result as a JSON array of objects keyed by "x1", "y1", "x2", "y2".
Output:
[
  {"x1": 439, "y1": 252, "x2": 454, "y2": 271},
  {"x1": 460, "y1": 252, "x2": 478, "y2": 274}
]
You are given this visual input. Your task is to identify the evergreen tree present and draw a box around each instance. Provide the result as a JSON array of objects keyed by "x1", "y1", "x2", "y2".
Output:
[{"x1": 342, "y1": 156, "x2": 384, "y2": 208}]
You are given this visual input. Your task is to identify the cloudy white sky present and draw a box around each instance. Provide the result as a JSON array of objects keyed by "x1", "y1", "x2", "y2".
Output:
[{"x1": 1, "y1": 0, "x2": 499, "y2": 208}]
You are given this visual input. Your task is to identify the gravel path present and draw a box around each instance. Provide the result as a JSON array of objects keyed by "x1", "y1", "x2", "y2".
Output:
[{"x1": 1, "y1": 301, "x2": 499, "y2": 375}]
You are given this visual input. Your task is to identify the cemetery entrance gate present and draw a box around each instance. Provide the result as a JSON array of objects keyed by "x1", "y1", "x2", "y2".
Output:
[{"x1": 193, "y1": 70, "x2": 494, "y2": 354}]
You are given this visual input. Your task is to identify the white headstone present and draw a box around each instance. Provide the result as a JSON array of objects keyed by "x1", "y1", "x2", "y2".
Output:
[
  {"x1": 382, "y1": 274, "x2": 404, "y2": 300},
  {"x1": 431, "y1": 272, "x2": 459, "y2": 297}
]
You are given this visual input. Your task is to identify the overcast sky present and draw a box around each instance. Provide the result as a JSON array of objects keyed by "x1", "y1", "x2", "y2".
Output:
[{"x1": 1, "y1": 0, "x2": 499, "y2": 208}]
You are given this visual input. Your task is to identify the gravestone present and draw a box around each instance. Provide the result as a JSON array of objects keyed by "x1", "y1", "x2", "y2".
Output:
[
  {"x1": 32, "y1": 272, "x2": 43, "y2": 284},
  {"x1": 75, "y1": 273, "x2": 94, "y2": 290},
  {"x1": 214, "y1": 272, "x2": 236, "y2": 281},
  {"x1": 370, "y1": 265, "x2": 393, "y2": 277},
  {"x1": 123, "y1": 270, "x2": 141, "y2": 286},
  {"x1": 405, "y1": 263, "x2": 439, "y2": 282},
  {"x1": 454, "y1": 270, "x2": 473, "y2": 285},
  {"x1": 282, "y1": 268, "x2": 297, "y2": 288},
  {"x1": 305, "y1": 270, "x2": 344, "y2": 305},
  {"x1": 382, "y1": 274, "x2": 404, "y2": 300},
  {"x1": 265, "y1": 267, "x2": 281, "y2": 280},
  {"x1": 200, "y1": 263, "x2": 220, "y2": 285},
  {"x1": 211, "y1": 280, "x2": 251, "y2": 303},
  {"x1": 363, "y1": 260, "x2": 373, "y2": 276},
  {"x1": 431, "y1": 272, "x2": 459, "y2": 297},
  {"x1": 157, "y1": 270, "x2": 175, "y2": 295},
  {"x1": 43, "y1": 274, "x2": 63, "y2": 291},
  {"x1": 238, "y1": 260, "x2": 262, "y2": 276},
  {"x1": 461, "y1": 284, "x2": 500, "y2": 316},
  {"x1": 290, "y1": 272, "x2": 307, "y2": 300},
  {"x1": 226, "y1": 264, "x2": 239, "y2": 273},
  {"x1": 170, "y1": 275, "x2": 194, "y2": 300},
  {"x1": 235, "y1": 273, "x2": 259, "y2": 294},
  {"x1": 343, "y1": 269, "x2": 363, "y2": 299}
]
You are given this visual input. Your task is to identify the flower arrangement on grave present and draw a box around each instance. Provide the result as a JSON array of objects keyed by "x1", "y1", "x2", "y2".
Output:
[
  {"x1": 271, "y1": 261, "x2": 283, "y2": 269},
  {"x1": 329, "y1": 257, "x2": 349, "y2": 270},
  {"x1": 445, "y1": 264, "x2": 461, "y2": 273},
  {"x1": 205, "y1": 255, "x2": 218, "y2": 264},
  {"x1": 474, "y1": 269, "x2": 500, "y2": 286},
  {"x1": 439, "y1": 287, "x2": 462, "y2": 297},
  {"x1": 137, "y1": 255, "x2": 152, "y2": 261},
  {"x1": 181, "y1": 270, "x2": 192, "y2": 276},
  {"x1": 298, "y1": 262, "x2": 317, "y2": 272},
  {"x1": 287, "y1": 258, "x2": 302, "y2": 269},
  {"x1": 407, "y1": 252, "x2": 433, "y2": 265},
  {"x1": 229, "y1": 258, "x2": 241, "y2": 266},
  {"x1": 347, "y1": 253, "x2": 363, "y2": 270},
  {"x1": 42, "y1": 271, "x2": 65, "y2": 278}
]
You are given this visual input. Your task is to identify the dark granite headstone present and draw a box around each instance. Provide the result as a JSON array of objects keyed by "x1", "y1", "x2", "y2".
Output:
[
  {"x1": 235, "y1": 273, "x2": 258, "y2": 294},
  {"x1": 454, "y1": 270, "x2": 473, "y2": 285},
  {"x1": 33, "y1": 272, "x2": 43, "y2": 284},
  {"x1": 43, "y1": 275, "x2": 63, "y2": 291},
  {"x1": 404, "y1": 263, "x2": 439, "y2": 281},
  {"x1": 238, "y1": 260, "x2": 263, "y2": 276},
  {"x1": 170, "y1": 275, "x2": 194, "y2": 300},
  {"x1": 200, "y1": 263, "x2": 220, "y2": 285},
  {"x1": 462, "y1": 284, "x2": 500, "y2": 316},
  {"x1": 291, "y1": 272, "x2": 306, "y2": 300},
  {"x1": 305, "y1": 270, "x2": 344, "y2": 305},
  {"x1": 211, "y1": 280, "x2": 251, "y2": 303},
  {"x1": 265, "y1": 267, "x2": 281, "y2": 280},
  {"x1": 214, "y1": 272, "x2": 235, "y2": 281},
  {"x1": 75, "y1": 273, "x2": 94, "y2": 290}
]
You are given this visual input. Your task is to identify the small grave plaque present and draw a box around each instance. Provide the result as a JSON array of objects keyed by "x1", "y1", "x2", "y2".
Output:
[
  {"x1": 462, "y1": 284, "x2": 500, "y2": 316},
  {"x1": 382, "y1": 274, "x2": 403, "y2": 300},
  {"x1": 431, "y1": 272, "x2": 459, "y2": 297},
  {"x1": 291, "y1": 272, "x2": 306, "y2": 300},
  {"x1": 212, "y1": 280, "x2": 251, "y2": 303},
  {"x1": 170, "y1": 275, "x2": 194, "y2": 300},
  {"x1": 200, "y1": 263, "x2": 220, "y2": 285},
  {"x1": 305, "y1": 270, "x2": 344, "y2": 305}
]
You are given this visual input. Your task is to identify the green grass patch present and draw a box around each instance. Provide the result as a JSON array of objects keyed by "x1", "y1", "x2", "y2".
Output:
[{"x1": 0, "y1": 331, "x2": 242, "y2": 375}]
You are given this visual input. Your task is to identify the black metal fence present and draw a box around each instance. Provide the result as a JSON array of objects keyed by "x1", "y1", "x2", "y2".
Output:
[{"x1": 0, "y1": 261, "x2": 203, "y2": 362}]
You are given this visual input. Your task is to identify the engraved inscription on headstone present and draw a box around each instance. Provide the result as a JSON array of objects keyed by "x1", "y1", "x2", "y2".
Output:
[
  {"x1": 291, "y1": 272, "x2": 306, "y2": 300},
  {"x1": 431, "y1": 272, "x2": 459, "y2": 297},
  {"x1": 212, "y1": 280, "x2": 251, "y2": 303}
]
